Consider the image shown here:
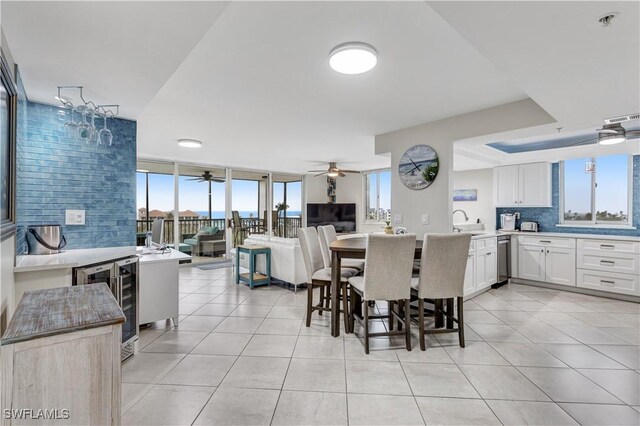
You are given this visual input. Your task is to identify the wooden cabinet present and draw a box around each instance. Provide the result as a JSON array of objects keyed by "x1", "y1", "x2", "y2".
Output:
[
  {"x1": 494, "y1": 162, "x2": 551, "y2": 207},
  {"x1": 518, "y1": 237, "x2": 576, "y2": 286},
  {"x1": 1, "y1": 285, "x2": 124, "y2": 426}
]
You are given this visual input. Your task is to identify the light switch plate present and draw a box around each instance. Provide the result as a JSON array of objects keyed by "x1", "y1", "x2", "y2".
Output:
[
  {"x1": 65, "y1": 209, "x2": 85, "y2": 225},
  {"x1": 393, "y1": 214, "x2": 403, "y2": 224},
  {"x1": 421, "y1": 214, "x2": 429, "y2": 225}
]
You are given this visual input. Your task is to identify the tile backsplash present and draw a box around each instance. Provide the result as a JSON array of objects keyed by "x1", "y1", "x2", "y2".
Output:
[
  {"x1": 496, "y1": 157, "x2": 640, "y2": 237},
  {"x1": 16, "y1": 100, "x2": 137, "y2": 254}
]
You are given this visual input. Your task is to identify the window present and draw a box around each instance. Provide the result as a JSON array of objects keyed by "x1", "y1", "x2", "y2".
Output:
[
  {"x1": 561, "y1": 154, "x2": 631, "y2": 225},
  {"x1": 364, "y1": 169, "x2": 391, "y2": 222}
]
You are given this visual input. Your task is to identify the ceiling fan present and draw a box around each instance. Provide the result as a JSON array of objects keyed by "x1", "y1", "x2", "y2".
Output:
[
  {"x1": 308, "y1": 162, "x2": 360, "y2": 177},
  {"x1": 187, "y1": 171, "x2": 225, "y2": 183},
  {"x1": 571, "y1": 114, "x2": 640, "y2": 147}
]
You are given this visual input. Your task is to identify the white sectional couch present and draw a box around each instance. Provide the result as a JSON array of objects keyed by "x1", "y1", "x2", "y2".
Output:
[
  {"x1": 232, "y1": 233, "x2": 364, "y2": 291},
  {"x1": 233, "y1": 235, "x2": 307, "y2": 290}
]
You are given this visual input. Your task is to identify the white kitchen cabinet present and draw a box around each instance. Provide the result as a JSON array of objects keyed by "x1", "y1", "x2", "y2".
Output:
[
  {"x1": 576, "y1": 238, "x2": 639, "y2": 296},
  {"x1": 518, "y1": 244, "x2": 546, "y2": 282},
  {"x1": 494, "y1": 165, "x2": 519, "y2": 207},
  {"x1": 476, "y1": 249, "x2": 497, "y2": 291},
  {"x1": 494, "y1": 162, "x2": 551, "y2": 207},
  {"x1": 545, "y1": 247, "x2": 577, "y2": 286},
  {"x1": 463, "y1": 252, "x2": 476, "y2": 295},
  {"x1": 463, "y1": 237, "x2": 497, "y2": 297}
]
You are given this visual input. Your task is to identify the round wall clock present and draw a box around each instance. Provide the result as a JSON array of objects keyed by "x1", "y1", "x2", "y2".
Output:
[{"x1": 398, "y1": 144, "x2": 439, "y2": 190}]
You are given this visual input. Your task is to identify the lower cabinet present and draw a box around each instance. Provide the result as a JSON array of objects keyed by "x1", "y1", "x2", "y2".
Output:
[
  {"x1": 463, "y1": 252, "x2": 476, "y2": 295},
  {"x1": 545, "y1": 247, "x2": 576, "y2": 286},
  {"x1": 476, "y1": 249, "x2": 497, "y2": 291},
  {"x1": 463, "y1": 237, "x2": 497, "y2": 296},
  {"x1": 518, "y1": 244, "x2": 546, "y2": 282},
  {"x1": 518, "y1": 244, "x2": 576, "y2": 286}
]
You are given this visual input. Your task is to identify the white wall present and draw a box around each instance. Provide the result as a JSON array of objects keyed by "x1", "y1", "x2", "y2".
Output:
[
  {"x1": 305, "y1": 173, "x2": 380, "y2": 233},
  {"x1": 375, "y1": 99, "x2": 555, "y2": 234},
  {"x1": 452, "y1": 168, "x2": 495, "y2": 230}
]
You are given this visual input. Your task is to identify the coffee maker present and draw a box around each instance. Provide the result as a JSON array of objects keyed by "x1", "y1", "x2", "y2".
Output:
[{"x1": 500, "y1": 214, "x2": 516, "y2": 231}]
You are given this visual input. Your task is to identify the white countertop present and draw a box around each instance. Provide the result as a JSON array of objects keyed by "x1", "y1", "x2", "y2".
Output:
[
  {"x1": 136, "y1": 248, "x2": 192, "y2": 264},
  {"x1": 15, "y1": 246, "x2": 192, "y2": 273},
  {"x1": 496, "y1": 230, "x2": 640, "y2": 242},
  {"x1": 15, "y1": 247, "x2": 138, "y2": 273}
]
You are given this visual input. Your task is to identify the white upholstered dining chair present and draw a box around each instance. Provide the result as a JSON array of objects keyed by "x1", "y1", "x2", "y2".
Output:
[
  {"x1": 411, "y1": 233, "x2": 471, "y2": 350},
  {"x1": 298, "y1": 227, "x2": 358, "y2": 331},
  {"x1": 318, "y1": 225, "x2": 365, "y2": 272},
  {"x1": 347, "y1": 233, "x2": 416, "y2": 354}
]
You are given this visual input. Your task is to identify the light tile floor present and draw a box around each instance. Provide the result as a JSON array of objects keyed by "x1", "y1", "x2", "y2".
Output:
[{"x1": 122, "y1": 266, "x2": 640, "y2": 425}]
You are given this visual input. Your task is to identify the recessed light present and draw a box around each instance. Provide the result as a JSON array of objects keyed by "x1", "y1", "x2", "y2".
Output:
[
  {"x1": 136, "y1": 169, "x2": 149, "y2": 173},
  {"x1": 598, "y1": 135, "x2": 626, "y2": 145},
  {"x1": 178, "y1": 139, "x2": 202, "y2": 148},
  {"x1": 329, "y1": 42, "x2": 377, "y2": 75}
]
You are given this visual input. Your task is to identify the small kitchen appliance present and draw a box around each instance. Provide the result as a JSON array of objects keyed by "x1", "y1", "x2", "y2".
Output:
[
  {"x1": 520, "y1": 221, "x2": 540, "y2": 232},
  {"x1": 500, "y1": 214, "x2": 516, "y2": 231},
  {"x1": 26, "y1": 225, "x2": 67, "y2": 255}
]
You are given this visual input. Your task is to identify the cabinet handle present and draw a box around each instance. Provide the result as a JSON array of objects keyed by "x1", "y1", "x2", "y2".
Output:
[
  {"x1": 540, "y1": 249, "x2": 544, "y2": 253},
  {"x1": 539, "y1": 240, "x2": 552, "y2": 244},
  {"x1": 600, "y1": 280, "x2": 615, "y2": 286},
  {"x1": 600, "y1": 260, "x2": 615, "y2": 265},
  {"x1": 487, "y1": 252, "x2": 492, "y2": 256},
  {"x1": 600, "y1": 244, "x2": 615, "y2": 249},
  {"x1": 546, "y1": 250, "x2": 549, "y2": 254}
]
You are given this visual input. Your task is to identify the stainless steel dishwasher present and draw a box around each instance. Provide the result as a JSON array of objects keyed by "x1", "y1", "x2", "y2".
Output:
[{"x1": 494, "y1": 235, "x2": 511, "y2": 287}]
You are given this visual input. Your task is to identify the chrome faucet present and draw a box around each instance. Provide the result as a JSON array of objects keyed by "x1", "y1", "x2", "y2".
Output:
[{"x1": 452, "y1": 209, "x2": 469, "y2": 232}]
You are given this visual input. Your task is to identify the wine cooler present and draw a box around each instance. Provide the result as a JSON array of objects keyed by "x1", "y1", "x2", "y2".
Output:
[{"x1": 73, "y1": 256, "x2": 140, "y2": 360}]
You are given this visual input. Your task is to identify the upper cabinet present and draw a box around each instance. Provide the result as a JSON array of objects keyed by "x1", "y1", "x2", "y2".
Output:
[{"x1": 494, "y1": 162, "x2": 552, "y2": 207}]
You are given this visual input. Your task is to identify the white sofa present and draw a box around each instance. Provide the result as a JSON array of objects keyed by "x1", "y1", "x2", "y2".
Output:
[
  {"x1": 231, "y1": 233, "x2": 364, "y2": 291},
  {"x1": 232, "y1": 235, "x2": 307, "y2": 291}
]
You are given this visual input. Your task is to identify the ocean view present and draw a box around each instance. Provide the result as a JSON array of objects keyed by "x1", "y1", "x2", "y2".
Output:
[{"x1": 193, "y1": 211, "x2": 302, "y2": 219}]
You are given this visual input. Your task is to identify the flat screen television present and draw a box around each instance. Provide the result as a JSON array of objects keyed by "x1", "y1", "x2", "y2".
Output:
[{"x1": 306, "y1": 203, "x2": 356, "y2": 233}]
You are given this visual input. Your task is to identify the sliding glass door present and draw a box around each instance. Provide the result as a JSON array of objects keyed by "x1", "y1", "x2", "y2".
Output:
[
  {"x1": 178, "y1": 165, "x2": 226, "y2": 263},
  {"x1": 273, "y1": 174, "x2": 303, "y2": 238}
]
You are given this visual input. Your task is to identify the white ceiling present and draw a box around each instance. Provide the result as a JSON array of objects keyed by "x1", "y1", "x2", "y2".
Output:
[
  {"x1": 3, "y1": 1, "x2": 638, "y2": 173},
  {"x1": 428, "y1": 1, "x2": 640, "y2": 170},
  {"x1": 1, "y1": 1, "x2": 229, "y2": 118}
]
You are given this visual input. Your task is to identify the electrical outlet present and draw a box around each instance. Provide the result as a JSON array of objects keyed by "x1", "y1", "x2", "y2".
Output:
[
  {"x1": 65, "y1": 209, "x2": 85, "y2": 225},
  {"x1": 393, "y1": 214, "x2": 403, "y2": 224},
  {"x1": 421, "y1": 214, "x2": 429, "y2": 225}
]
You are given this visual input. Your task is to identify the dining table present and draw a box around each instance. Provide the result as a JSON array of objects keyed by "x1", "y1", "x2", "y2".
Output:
[{"x1": 329, "y1": 236, "x2": 423, "y2": 337}]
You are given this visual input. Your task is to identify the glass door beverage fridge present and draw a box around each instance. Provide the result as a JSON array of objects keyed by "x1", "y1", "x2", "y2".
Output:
[{"x1": 73, "y1": 256, "x2": 139, "y2": 360}]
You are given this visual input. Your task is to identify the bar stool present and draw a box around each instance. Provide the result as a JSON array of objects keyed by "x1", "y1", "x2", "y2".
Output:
[
  {"x1": 298, "y1": 227, "x2": 358, "y2": 331},
  {"x1": 411, "y1": 233, "x2": 471, "y2": 350},
  {"x1": 347, "y1": 233, "x2": 416, "y2": 354}
]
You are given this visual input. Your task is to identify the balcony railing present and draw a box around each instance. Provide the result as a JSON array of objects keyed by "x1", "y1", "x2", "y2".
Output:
[{"x1": 135, "y1": 216, "x2": 302, "y2": 246}]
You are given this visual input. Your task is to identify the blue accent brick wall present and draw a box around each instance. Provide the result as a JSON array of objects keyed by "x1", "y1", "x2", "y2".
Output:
[
  {"x1": 16, "y1": 101, "x2": 136, "y2": 253},
  {"x1": 496, "y1": 157, "x2": 640, "y2": 237}
]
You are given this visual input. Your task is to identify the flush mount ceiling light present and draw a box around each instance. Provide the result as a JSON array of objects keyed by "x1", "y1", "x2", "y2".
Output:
[
  {"x1": 329, "y1": 42, "x2": 377, "y2": 75},
  {"x1": 178, "y1": 138, "x2": 202, "y2": 148}
]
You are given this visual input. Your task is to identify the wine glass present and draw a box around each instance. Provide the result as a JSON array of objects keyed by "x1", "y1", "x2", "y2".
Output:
[
  {"x1": 98, "y1": 114, "x2": 113, "y2": 146},
  {"x1": 75, "y1": 105, "x2": 92, "y2": 142},
  {"x1": 63, "y1": 106, "x2": 78, "y2": 140}
]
